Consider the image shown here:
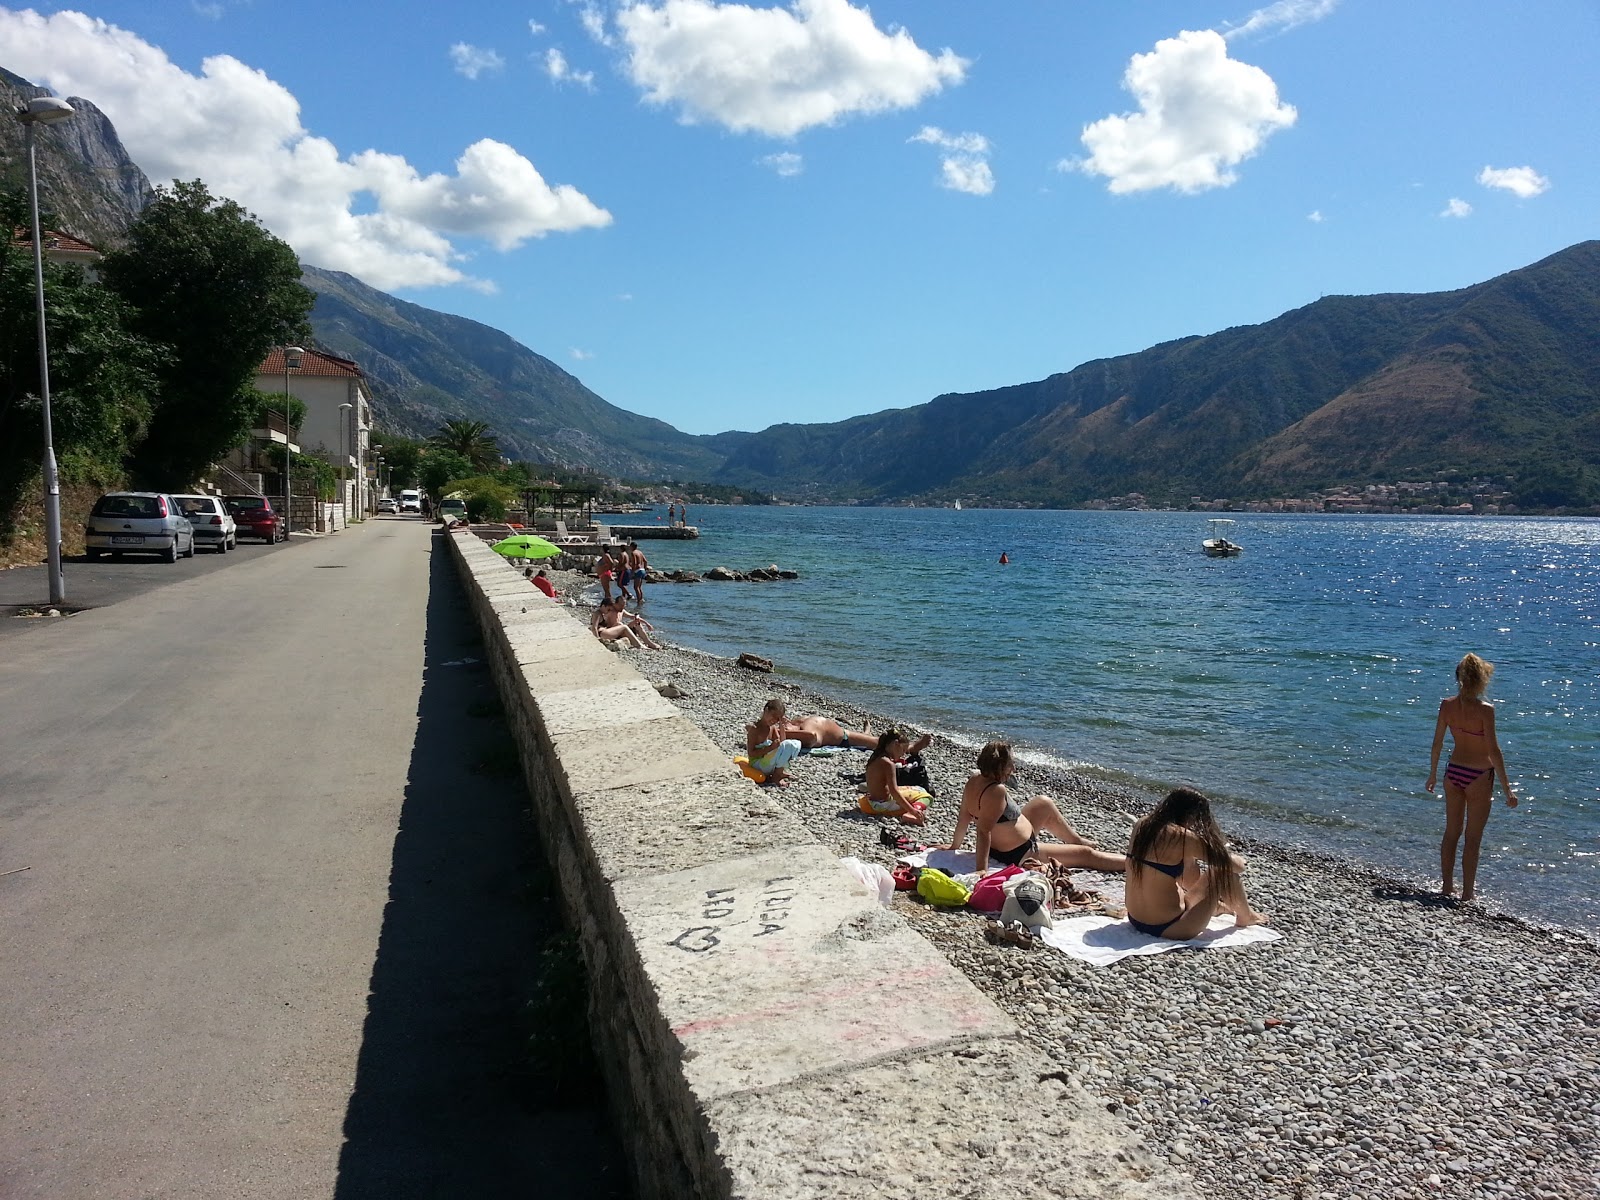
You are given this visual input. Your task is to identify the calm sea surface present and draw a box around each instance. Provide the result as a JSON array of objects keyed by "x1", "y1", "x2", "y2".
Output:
[{"x1": 612, "y1": 507, "x2": 1599, "y2": 933}]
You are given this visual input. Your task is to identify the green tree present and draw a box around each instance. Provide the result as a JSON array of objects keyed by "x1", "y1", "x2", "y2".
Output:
[
  {"x1": 0, "y1": 189, "x2": 158, "y2": 529},
  {"x1": 372, "y1": 431, "x2": 422, "y2": 489},
  {"x1": 418, "y1": 449, "x2": 471, "y2": 497},
  {"x1": 428, "y1": 418, "x2": 500, "y2": 471},
  {"x1": 247, "y1": 387, "x2": 305, "y2": 432},
  {"x1": 100, "y1": 180, "x2": 313, "y2": 488}
]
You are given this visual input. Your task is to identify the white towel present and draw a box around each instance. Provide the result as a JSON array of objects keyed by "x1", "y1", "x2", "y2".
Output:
[{"x1": 1038, "y1": 914, "x2": 1281, "y2": 967}]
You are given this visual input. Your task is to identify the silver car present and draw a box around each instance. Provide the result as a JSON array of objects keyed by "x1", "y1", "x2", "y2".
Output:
[
  {"x1": 84, "y1": 492, "x2": 197, "y2": 562},
  {"x1": 173, "y1": 494, "x2": 238, "y2": 554}
]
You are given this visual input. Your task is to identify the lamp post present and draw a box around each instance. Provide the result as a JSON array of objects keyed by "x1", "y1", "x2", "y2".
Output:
[
  {"x1": 338, "y1": 402, "x2": 352, "y2": 525},
  {"x1": 375, "y1": 456, "x2": 384, "y2": 506},
  {"x1": 18, "y1": 95, "x2": 76, "y2": 606},
  {"x1": 281, "y1": 346, "x2": 303, "y2": 540}
]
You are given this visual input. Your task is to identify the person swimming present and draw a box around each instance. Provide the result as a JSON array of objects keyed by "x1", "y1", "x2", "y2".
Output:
[{"x1": 1425, "y1": 652, "x2": 1518, "y2": 901}]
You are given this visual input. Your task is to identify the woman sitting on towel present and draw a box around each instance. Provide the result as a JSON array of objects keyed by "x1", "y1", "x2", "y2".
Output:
[
  {"x1": 858, "y1": 728, "x2": 931, "y2": 825},
  {"x1": 1124, "y1": 787, "x2": 1267, "y2": 940},
  {"x1": 746, "y1": 702, "x2": 803, "y2": 787},
  {"x1": 949, "y1": 742, "x2": 1125, "y2": 874}
]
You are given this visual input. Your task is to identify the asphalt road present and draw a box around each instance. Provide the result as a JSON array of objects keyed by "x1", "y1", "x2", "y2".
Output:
[{"x1": 0, "y1": 518, "x2": 623, "y2": 1198}]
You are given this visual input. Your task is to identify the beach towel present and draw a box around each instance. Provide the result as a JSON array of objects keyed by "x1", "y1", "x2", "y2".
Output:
[{"x1": 1038, "y1": 914, "x2": 1281, "y2": 967}]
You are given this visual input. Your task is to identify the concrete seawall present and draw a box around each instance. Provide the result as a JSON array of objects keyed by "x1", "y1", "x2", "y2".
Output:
[{"x1": 443, "y1": 528, "x2": 1191, "y2": 1199}]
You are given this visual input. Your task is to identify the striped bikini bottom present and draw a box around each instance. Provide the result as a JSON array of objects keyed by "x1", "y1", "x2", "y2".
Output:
[{"x1": 1444, "y1": 762, "x2": 1489, "y2": 789}]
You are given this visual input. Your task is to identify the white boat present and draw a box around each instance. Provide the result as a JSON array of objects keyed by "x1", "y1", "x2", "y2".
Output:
[
  {"x1": 1202, "y1": 518, "x2": 1243, "y2": 557},
  {"x1": 953, "y1": 499, "x2": 962, "y2": 510}
]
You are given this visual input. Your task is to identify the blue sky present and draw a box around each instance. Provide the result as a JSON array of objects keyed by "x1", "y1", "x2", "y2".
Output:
[{"x1": 4, "y1": 1, "x2": 1596, "y2": 436}]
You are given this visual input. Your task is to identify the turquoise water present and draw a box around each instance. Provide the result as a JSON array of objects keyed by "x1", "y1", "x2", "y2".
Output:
[{"x1": 616, "y1": 507, "x2": 1599, "y2": 933}]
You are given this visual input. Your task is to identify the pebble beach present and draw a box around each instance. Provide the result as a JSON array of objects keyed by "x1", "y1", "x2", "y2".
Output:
[{"x1": 548, "y1": 568, "x2": 1600, "y2": 1200}]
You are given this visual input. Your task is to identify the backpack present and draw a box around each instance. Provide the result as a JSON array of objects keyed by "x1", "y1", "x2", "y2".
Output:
[{"x1": 895, "y1": 753, "x2": 934, "y2": 795}]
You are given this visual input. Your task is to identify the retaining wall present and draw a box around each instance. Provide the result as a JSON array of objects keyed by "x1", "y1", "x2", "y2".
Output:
[{"x1": 443, "y1": 528, "x2": 1192, "y2": 1200}]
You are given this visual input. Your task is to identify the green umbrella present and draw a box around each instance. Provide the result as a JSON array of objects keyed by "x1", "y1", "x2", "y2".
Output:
[{"x1": 491, "y1": 534, "x2": 562, "y2": 560}]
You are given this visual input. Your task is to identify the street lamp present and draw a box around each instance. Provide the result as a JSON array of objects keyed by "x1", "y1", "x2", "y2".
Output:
[
  {"x1": 338, "y1": 402, "x2": 352, "y2": 523},
  {"x1": 282, "y1": 346, "x2": 303, "y2": 539},
  {"x1": 18, "y1": 94, "x2": 76, "y2": 606}
]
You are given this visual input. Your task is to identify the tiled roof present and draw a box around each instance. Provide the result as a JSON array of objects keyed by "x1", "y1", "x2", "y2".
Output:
[
  {"x1": 257, "y1": 347, "x2": 364, "y2": 378},
  {"x1": 10, "y1": 227, "x2": 100, "y2": 255}
]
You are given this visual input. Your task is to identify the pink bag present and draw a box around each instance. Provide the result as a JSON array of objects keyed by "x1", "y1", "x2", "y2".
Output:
[{"x1": 966, "y1": 865, "x2": 1025, "y2": 913}]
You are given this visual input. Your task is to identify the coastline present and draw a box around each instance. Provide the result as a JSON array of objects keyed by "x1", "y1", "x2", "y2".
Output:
[{"x1": 547, "y1": 569, "x2": 1598, "y2": 1200}]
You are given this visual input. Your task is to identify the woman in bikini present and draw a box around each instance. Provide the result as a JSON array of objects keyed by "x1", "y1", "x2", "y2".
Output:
[
  {"x1": 597, "y1": 547, "x2": 616, "y2": 604},
  {"x1": 858, "y1": 729, "x2": 931, "y2": 825},
  {"x1": 947, "y1": 742, "x2": 1124, "y2": 874},
  {"x1": 1124, "y1": 787, "x2": 1266, "y2": 940},
  {"x1": 1426, "y1": 652, "x2": 1517, "y2": 901}
]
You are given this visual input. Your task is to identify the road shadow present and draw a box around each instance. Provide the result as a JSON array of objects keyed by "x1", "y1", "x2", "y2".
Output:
[{"x1": 335, "y1": 535, "x2": 629, "y2": 1199}]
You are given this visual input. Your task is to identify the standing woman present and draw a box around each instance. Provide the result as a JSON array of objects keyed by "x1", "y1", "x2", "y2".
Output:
[
  {"x1": 1124, "y1": 788, "x2": 1266, "y2": 939},
  {"x1": 948, "y1": 743, "x2": 1124, "y2": 872},
  {"x1": 1426, "y1": 652, "x2": 1518, "y2": 901},
  {"x1": 597, "y1": 547, "x2": 616, "y2": 604}
]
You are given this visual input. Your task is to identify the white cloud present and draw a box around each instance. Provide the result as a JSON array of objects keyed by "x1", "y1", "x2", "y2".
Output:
[
  {"x1": 613, "y1": 0, "x2": 968, "y2": 137},
  {"x1": 1224, "y1": 0, "x2": 1338, "y2": 41},
  {"x1": 1307, "y1": 209, "x2": 1323, "y2": 222},
  {"x1": 449, "y1": 42, "x2": 506, "y2": 80},
  {"x1": 1477, "y1": 165, "x2": 1550, "y2": 199},
  {"x1": 1071, "y1": 29, "x2": 1296, "y2": 195},
  {"x1": 759, "y1": 151, "x2": 804, "y2": 176},
  {"x1": 528, "y1": 19, "x2": 547, "y2": 34},
  {"x1": 909, "y1": 126, "x2": 994, "y2": 195},
  {"x1": 573, "y1": 0, "x2": 614, "y2": 47},
  {"x1": 571, "y1": 347, "x2": 595, "y2": 360},
  {"x1": 1440, "y1": 197, "x2": 1472, "y2": 218},
  {"x1": 191, "y1": 1, "x2": 225, "y2": 18},
  {"x1": 544, "y1": 47, "x2": 597, "y2": 89},
  {"x1": 0, "y1": 10, "x2": 611, "y2": 291}
]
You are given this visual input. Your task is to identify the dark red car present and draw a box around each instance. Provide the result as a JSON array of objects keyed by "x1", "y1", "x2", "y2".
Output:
[{"x1": 224, "y1": 495, "x2": 286, "y2": 543}]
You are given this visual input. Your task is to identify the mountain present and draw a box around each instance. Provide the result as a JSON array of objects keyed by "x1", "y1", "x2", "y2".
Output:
[
  {"x1": 0, "y1": 67, "x2": 154, "y2": 248},
  {"x1": 303, "y1": 265, "x2": 723, "y2": 479},
  {"x1": 707, "y1": 242, "x2": 1600, "y2": 505}
]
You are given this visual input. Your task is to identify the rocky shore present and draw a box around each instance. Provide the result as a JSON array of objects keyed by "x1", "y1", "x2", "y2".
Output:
[{"x1": 541, "y1": 569, "x2": 1599, "y2": 1200}]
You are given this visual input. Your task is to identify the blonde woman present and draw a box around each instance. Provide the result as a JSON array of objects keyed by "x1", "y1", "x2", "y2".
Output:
[{"x1": 1426, "y1": 653, "x2": 1518, "y2": 901}]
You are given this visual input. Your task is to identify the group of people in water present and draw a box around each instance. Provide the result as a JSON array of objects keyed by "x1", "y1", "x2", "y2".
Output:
[{"x1": 743, "y1": 652, "x2": 1517, "y2": 936}]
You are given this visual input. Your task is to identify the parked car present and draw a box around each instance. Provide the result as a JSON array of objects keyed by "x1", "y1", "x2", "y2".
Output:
[
  {"x1": 436, "y1": 498, "x2": 468, "y2": 523},
  {"x1": 376, "y1": 497, "x2": 398, "y2": 514},
  {"x1": 84, "y1": 492, "x2": 196, "y2": 562},
  {"x1": 224, "y1": 495, "x2": 286, "y2": 543},
  {"x1": 173, "y1": 494, "x2": 237, "y2": 554}
]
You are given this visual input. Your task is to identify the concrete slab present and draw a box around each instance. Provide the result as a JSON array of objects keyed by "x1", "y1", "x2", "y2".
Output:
[
  {"x1": 612, "y1": 844, "x2": 1015, "y2": 1099},
  {"x1": 547, "y1": 717, "x2": 729, "y2": 795},
  {"x1": 535, "y1": 679, "x2": 681, "y2": 736},
  {"x1": 495, "y1": 603, "x2": 584, "y2": 629},
  {"x1": 574, "y1": 773, "x2": 814, "y2": 880},
  {"x1": 708, "y1": 1038, "x2": 1191, "y2": 1200},
  {"x1": 517, "y1": 648, "x2": 644, "y2": 697}
]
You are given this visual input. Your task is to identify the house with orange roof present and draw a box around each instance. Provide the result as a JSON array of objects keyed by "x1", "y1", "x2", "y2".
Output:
[
  {"x1": 10, "y1": 227, "x2": 102, "y2": 278},
  {"x1": 253, "y1": 348, "x2": 374, "y2": 522}
]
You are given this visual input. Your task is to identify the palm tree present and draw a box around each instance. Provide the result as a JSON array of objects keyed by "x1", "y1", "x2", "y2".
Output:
[{"x1": 429, "y1": 419, "x2": 500, "y2": 470}]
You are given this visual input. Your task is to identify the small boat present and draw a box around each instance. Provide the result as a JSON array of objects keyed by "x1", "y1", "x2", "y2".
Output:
[
  {"x1": 954, "y1": 499, "x2": 962, "y2": 510},
  {"x1": 1202, "y1": 518, "x2": 1243, "y2": 557}
]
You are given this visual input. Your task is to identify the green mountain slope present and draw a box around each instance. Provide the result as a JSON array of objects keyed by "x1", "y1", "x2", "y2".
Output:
[
  {"x1": 304, "y1": 265, "x2": 722, "y2": 479},
  {"x1": 710, "y1": 242, "x2": 1600, "y2": 504}
]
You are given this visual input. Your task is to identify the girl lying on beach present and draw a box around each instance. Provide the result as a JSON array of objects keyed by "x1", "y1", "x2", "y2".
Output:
[
  {"x1": 754, "y1": 699, "x2": 876, "y2": 750},
  {"x1": 857, "y1": 728, "x2": 932, "y2": 825},
  {"x1": 948, "y1": 743, "x2": 1125, "y2": 873},
  {"x1": 1426, "y1": 652, "x2": 1518, "y2": 901},
  {"x1": 1124, "y1": 787, "x2": 1267, "y2": 940}
]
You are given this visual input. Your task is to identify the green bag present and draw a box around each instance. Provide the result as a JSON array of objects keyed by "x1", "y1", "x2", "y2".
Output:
[{"x1": 916, "y1": 868, "x2": 972, "y2": 908}]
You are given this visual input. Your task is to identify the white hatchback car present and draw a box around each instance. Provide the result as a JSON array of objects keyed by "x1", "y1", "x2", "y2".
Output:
[
  {"x1": 172, "y1": 494, "x2": 238, "y2": 554},
  {"x1": 84, "y1": 492, "x2": 196, "y2": 562},
  {"x1": 376, "y1": 497, "x2": 398, "y2": 513}
]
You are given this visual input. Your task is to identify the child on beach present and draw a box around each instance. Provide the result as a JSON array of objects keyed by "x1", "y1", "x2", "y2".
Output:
[
  {"x1": 1124, "y1": 787, "x2": 1267, "y2": 939},
  {"x1": 948, "y1": 743, "x2": 1125, "y2": 874},
  {"x1": 1426, "y1": 652, "x2": 1518, "y2": 901},
  {"x1": 858, "y1": 728, "x2": 932, "y2": 825},
  {"x1": 746, "y1": 703, "x2": 803, "y2": 786}
]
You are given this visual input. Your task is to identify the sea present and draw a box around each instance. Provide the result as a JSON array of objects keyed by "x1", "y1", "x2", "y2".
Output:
[{"x1": 606, "y1": 506, "x2": 1599, "y2": 935}]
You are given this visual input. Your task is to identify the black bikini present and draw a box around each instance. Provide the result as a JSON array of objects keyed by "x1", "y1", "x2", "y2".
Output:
[
  {"x1": 1129, "y1": 851, "x2": 1187, "y2": 936},
  {"x1": 982, "y1": 782, "x2": 1035, "y2": 865}
]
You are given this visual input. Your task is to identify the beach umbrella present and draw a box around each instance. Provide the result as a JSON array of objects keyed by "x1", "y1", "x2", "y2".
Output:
[{"x1": 491, "y1": 534, "x2": 561, "y2": 560}]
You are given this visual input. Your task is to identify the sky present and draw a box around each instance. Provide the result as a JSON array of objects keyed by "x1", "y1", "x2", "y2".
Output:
[{"x1": 3, "y1": 1, "x2": 1596, "y2": 436}]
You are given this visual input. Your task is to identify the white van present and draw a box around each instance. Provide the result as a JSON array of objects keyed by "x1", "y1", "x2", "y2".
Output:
[{"x1": 398, "y1": 489, "x2": 422, "y2": 513}]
